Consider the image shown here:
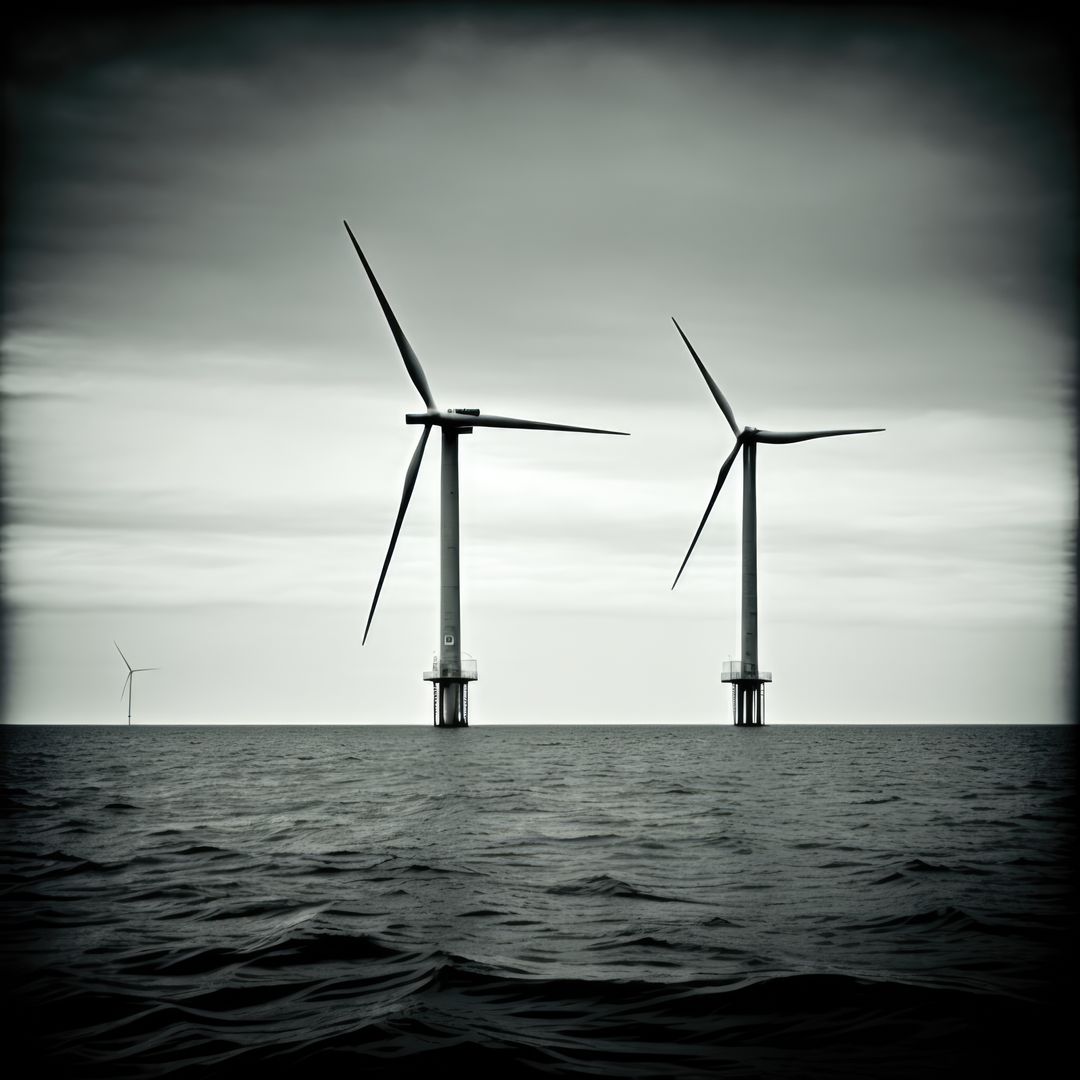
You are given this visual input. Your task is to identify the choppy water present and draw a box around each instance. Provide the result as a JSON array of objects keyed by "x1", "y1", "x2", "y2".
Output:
[{"x1": 1, "y1": 724, "x2": 1074, "y2": 1078}]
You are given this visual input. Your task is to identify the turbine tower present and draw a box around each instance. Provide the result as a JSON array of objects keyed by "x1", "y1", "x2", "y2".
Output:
[
  {"x1": 345, "y1": 221, "x2": 627, "y2": 727},
  {"x1": 670, "y1": 319, "x2": 883, "y2": 726},
  {"x1": 114, "y1": 642, "x2": 158, "y2": 725}
]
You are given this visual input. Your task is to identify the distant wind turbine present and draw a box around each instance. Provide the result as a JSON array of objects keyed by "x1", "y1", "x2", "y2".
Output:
[
  {"x1": 344, "y1": 220, "x2": 628, "y2": 727},
  {"x1": 670, "y1": 318, "x2": 883, "y2": 725},
  {"x1": 114, "y1": 642, "x2": 158, "y2": 725}
]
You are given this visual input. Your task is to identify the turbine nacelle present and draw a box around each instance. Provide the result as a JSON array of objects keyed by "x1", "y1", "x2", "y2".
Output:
[{"x1": 406, "y1": 408, "x2": 480, "y2": 428}]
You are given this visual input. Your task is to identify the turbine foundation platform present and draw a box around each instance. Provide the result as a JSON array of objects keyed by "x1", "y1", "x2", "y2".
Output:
[
  {"x1": 721, "y1": 661, "x2": 772, "y2": 726},
  {"x1": 424, "y1": 659, "x2": 478, "y2": 727}
]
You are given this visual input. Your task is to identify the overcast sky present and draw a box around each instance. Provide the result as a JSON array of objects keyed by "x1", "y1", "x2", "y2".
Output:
[{"x1": 3, "y1": 6, "x2": 1074, "y2": 724}]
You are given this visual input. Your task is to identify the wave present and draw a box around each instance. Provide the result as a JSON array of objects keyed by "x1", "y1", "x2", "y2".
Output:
[
  {"x1": 18, "y1": 960, "x2": 1058, "y2": 1079},
  {"x1": 116, "y1": 930, "x2": 410, "y2": 976},
  {"x1": 838, "y1": 905, "x2": 1023, "y2": 938},
  {"x1": 905, "y1": 858, "x2": 994, "y2": 875},
  {"x1": 871, "y1": 858, "x2": 997, "y2": 883},
  {"x1": 546, "y1": 874, "x2": 697, "y2": 903}
]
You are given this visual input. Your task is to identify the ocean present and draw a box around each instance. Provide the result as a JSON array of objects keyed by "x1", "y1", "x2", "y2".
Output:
[{"x1": 1, "y1": 724, "x2": 1074, "y2": 1078}]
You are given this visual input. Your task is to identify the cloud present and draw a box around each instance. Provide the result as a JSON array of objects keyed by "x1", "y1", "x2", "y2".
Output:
[{"x1": 5, "y1": 9, "x2": 1071, "y2": 412}]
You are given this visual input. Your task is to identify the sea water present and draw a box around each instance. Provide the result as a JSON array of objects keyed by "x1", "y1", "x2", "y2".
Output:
[{"x1": 1, "y1": 723, "x2": 1074, "y2": 1077}]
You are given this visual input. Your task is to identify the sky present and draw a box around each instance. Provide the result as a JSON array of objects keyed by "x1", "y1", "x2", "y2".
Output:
[{"x1": 2, "y1": 5, "x2": 1075, "y2": 725}]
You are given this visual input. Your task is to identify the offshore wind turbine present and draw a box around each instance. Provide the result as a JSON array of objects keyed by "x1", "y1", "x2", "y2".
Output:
[
  {"x1": 670, "y1": 319, "x2": 883, "y2": 725},
  {"x1": 114, "y1": 642, "x2": 158, "y2": 725},
  {"x1": 344, "y1": 221, "x2": 628, "y2": 727}
]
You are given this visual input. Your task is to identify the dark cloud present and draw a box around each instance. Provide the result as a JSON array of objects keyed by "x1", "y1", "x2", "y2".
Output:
[{"x1": 6, "y1": 6, "x2": 1072, "y2": 334}]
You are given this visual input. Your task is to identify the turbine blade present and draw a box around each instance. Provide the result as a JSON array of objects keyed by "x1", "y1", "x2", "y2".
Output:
[
  {"x1": 672, "y1": 436, "x2": 744, "y2": 590},
  {"x1": 133, "y1": 668, "x2": 160, "y2": 672},
  {"x1": 755, "y1": 428, "x2": 885, "y2": 444},
  {"x1": 672, "y1": 318, "x2": 740, "y2": 437},
  {"x1": 114, "y1": 641, "x2": 133, "y2": 672},
  {"x1": 363, "y1": 425, "x2": 433, "y2": 645},
  {"x1": 467, "y1": 412, "x2": 629, "y2": 435},
  {"x1": 120, "y1": 672, "x2": 131, "y2": 699},
  {"x1": 343, "y1": 220, "x2": 437, "y2": 410}
]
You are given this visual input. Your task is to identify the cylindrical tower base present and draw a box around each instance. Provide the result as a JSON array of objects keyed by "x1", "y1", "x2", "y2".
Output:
[
  {"x1": 731, "y1": 680, "x2": 766, "y2": 726},
  {"x1": 433, "y1": 679, "x2": 469, "y2": 727}
]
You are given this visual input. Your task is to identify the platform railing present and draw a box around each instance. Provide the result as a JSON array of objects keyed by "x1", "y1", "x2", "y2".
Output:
[
  {"x1": 721, "y1": 661, "x2": 772, "y2": 682},
  {"x1": 424, "y1": 657, "x2": 478, "y2": 681}
]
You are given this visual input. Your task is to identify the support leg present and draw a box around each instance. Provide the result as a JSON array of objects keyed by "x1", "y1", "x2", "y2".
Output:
[{"x1": 438, "y1": 682, "x2": 465, "y2": 727}]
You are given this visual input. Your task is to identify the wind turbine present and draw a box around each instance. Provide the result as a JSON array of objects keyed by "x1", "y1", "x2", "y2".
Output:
[
  {"x1": 669, "y1": 319, "x2": 883, "y2": 725},
  {"x1": 114, "y1": 642, "x2": 158, "y2": 725},
  {"x1": 344, "y1": 221, "x2": 628, "y2": 727}
]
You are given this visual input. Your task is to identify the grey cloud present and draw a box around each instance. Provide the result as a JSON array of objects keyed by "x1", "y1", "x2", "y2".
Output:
[
  {"x1": 6, "y1": 489, "x2": 384, "y2": 539},
  {"x1": 5, "y1": 7, "x2": 1071, "y2": 415},
  {"x1": 0, "y1": 388, "x2": 80, "y2": 402}
]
